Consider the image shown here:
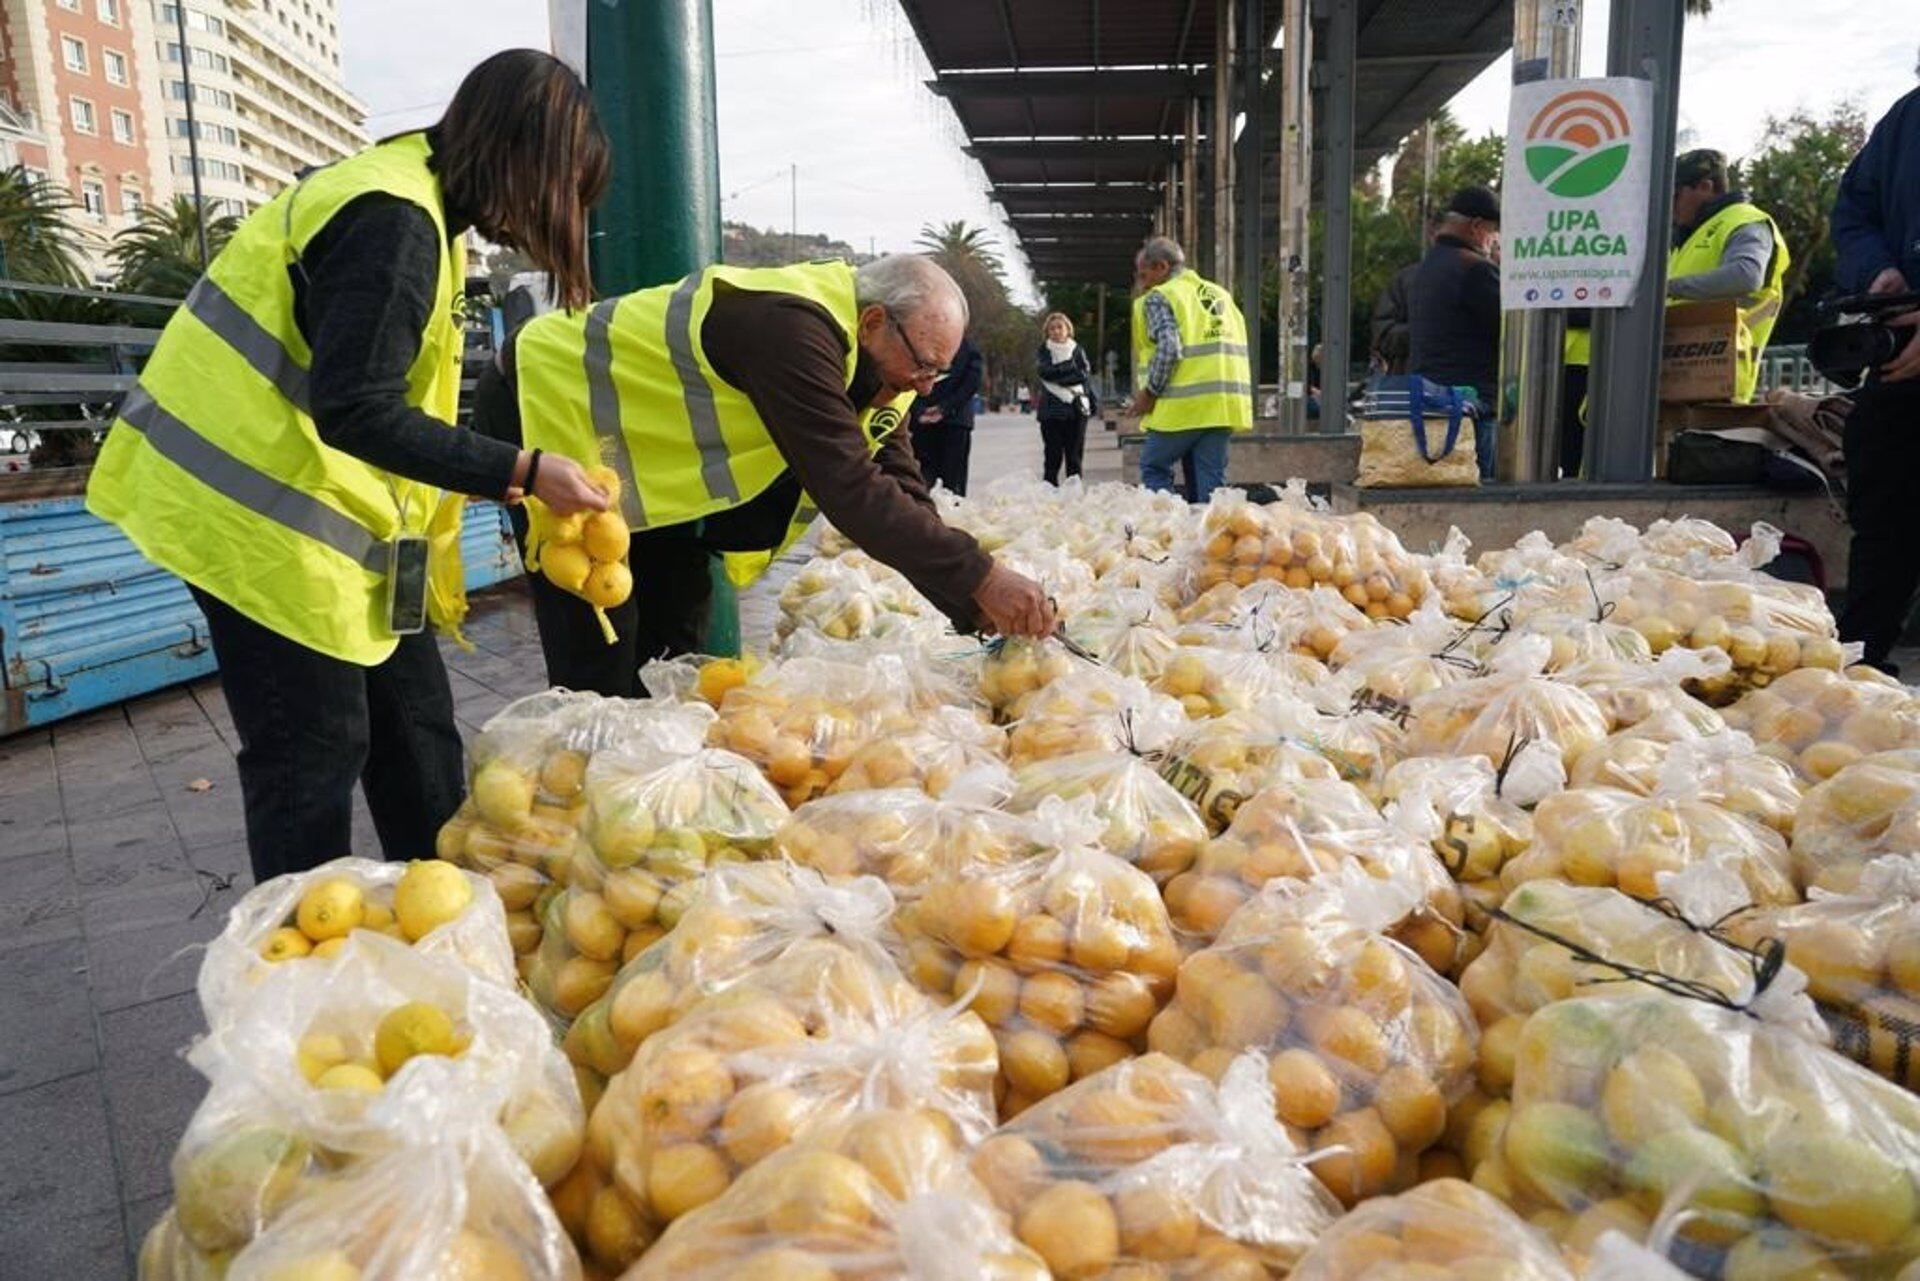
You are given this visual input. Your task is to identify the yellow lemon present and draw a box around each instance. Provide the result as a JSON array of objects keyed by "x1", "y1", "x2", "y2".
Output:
[
  {"x1": 394, "y1": 860, "x2": 474, "y2": 941},
  {"x1": 295, "y1": 1032, "x2": 351, "y2": 1084},
  {"x1": 374, "y1": 1001, "x2": 460, "y2": 1077},
  {"x1": 295, "y1": 878, "x2": 365, "y2": 942},
  {"x1": 315, "y1": 1063, "x2": 385, "y2": 1093},
  {"x1": 260, "y1": 927, "x2": 312, "y2": 962},
  {"x1": 263, "y1": 1250, "x2": 362, "y2": 1281},
  {"x1": 470, "y1": 761, "x2": 536, "y2": 831},
  {"x1": 582, "y1": 561, "x2": 633, "y2": 609},
  {"x1": 582, "y1": 510, "x2": 630, "y2": 562},
  {"x1": 541, "y1": 541, "x2": 593, "y2": 593},
  {"x1": 359, "y1": 900, "x2": 395, "y2": 931}
]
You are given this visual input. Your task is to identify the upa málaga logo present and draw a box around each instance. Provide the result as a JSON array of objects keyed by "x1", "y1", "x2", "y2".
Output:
[{"x1": 1524, "y1": 88, "x2": 1631, "y2": 197}]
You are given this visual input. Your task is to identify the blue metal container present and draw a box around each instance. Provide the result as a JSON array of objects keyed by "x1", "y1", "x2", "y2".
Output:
[{"x1": 1, "y1": 497, "x2": 522, "y2": 735}]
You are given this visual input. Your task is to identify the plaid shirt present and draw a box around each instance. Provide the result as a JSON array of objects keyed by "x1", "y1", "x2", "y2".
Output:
[{"x1": 1142, "y1": 284, "x2": 1184, "y2": 395}]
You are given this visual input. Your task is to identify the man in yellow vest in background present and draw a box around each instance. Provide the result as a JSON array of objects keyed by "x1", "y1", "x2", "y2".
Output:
[
  {"x1": 1127, "y1": 236, "x2": 1254, "y2": 501},
  {"x1": 478, "y1": 254, "x2": 1055, "y2": 695},
  {"x1": 1668, "y1": 148, "x2": 1791, "y2": 403}
]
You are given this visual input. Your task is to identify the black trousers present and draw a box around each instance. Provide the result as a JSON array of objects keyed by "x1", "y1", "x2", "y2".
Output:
[
  {"x1": 190, "y1": 586, "x2": 464, "y2": 882},
  {"x1": 1040, "y1": 413, "x2": 1086, "y2": 484},
  {"x1": 1840, "y1": 380, "x2": 1920, "y2": 674},
  {"x1": 910, "y1": 422, "x2": 972, "y2": 496},
  {"x1": 1558, "y1": 363, "x2": 1589, "y2": 478}
]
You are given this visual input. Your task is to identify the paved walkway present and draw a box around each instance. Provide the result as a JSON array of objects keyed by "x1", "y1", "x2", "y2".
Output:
[{"x1": 0, "y1": 412, "x2": 1125, "y2": 1278}]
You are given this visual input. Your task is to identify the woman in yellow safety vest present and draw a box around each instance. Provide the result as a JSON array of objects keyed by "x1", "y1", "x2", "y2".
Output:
[{"x1": 86, "y1": 50, "x2": 613, "y2": 882}]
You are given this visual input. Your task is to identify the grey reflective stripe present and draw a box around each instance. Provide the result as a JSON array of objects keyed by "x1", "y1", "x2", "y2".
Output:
[
  {"x1": 581, "y1": 297, "x2": 647, "y2": 527},
  {"x1": 184, "y1": 277, "x2": 312, "y2": 413},
  {"x1": 663, "y1": 271, "x2": 741, "y2": 504},
  {"x1": 1185, "y1": 341, "x2": 1249, "y2": 358},
  {"x1": 1158, "y1": 380, "x2": 1254, "y2": 399},
  {"x1": 118, "y1": 388, "x2": 387, "y2": 573}
]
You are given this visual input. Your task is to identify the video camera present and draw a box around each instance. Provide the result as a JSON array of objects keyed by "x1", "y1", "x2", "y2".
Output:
[{"x1": 1809, "y1": 291, "x2": 1920, "y2": 388}]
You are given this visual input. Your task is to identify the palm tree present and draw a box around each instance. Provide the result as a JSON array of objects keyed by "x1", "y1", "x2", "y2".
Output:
[
  {"x1": 0, "y1": 167, "x2": 91, "y2": 286},
  {"x1": 108, "y1": 196, "x2": 240, "y2": 298},
  {"x1": 916, "y1": 220, "x2": 1006, "y2": 282}
]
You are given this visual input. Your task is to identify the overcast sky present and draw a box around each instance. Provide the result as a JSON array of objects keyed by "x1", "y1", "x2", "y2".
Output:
[{"x1": 341, "y1": 1, "x2": 1917, "y2": 306}]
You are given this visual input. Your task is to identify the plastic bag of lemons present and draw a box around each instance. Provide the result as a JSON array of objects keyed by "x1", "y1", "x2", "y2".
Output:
[
  {"x1": 1161, "y1": 778, "x2": 1467, "y2": 975},
  {"x1": 626, "y1": 1106, "x2": 1047, "y2": 1281},
  {"x1": 199, "y1": 856, "x2": 513, "y2": 1027},
  {"x1": 1570, "y1": 716, "x2": 1801, "y2": 838},
  {"x1": 1289, "y1": 1177, "x2": 1575, "y2": 1281},
  {"x1": 1157, "y1": 699, "x2": 1367, "y2": 834},
  {"x1": 523, "y1": 741, "x2": 788, "y2": 1029},
  {"x1": 776, "y1": 787, "x2": 1043, "y2": 893},
  {"x1": 1005, "y1": 749, "x2": 1208, "y2": 886},
  {"x1": 892, "y1": 799, "x2": 1182, "y2": 1116},
  {"x1": 141, "y1": 1057, "x2": 580, "y2": 1280},
  {"x1": 1147, "y1": 865, "x2": 1479, "y2": 1207},
  {"x1": 1727, "y1": 855, "x2": 1920, "y2": 1093},
  {"x1": 1004, "y1": 665, "x2": 1189, "y2": 767},
  {"x1": 1720, "y1": 664, "x2": 1920, "y2": 784},
  {"x1": 1191, "y1": 488, "x2": 1430, "y2": 618},
  {"x1": 154, "y1": 937, "x2": 582, "y2": 1271},
  {"x1": 969, "y1": 1053, "x2": 1340, "y2": 1279},
  {"x1": 1405, "y1": 635, "x2": 1612, "y2": 774},
  {"x1": 1381, "y1": 755, "x2": 1534, "y2": 940},
  {"x1": 434, "y1": 692, "x2": 715, "y2": 976},
  {"x1": 1060, "y1": 587, "x2": 1181, "y2": 682},
  {"x1": 774, "y1": 555, "x2": 943, "y2": 650},
  {"x1": 1504, "y1": 779, "x2": 1798, "y2": 907},
  {"x1": 824, "y1": 704, "x2": 1010, "y2": 799},
  {"x1": 978, "y1": 636, "x2": 1079, "y2": 721},
  {"x1": 1791, "y1": 749, "x2": 1920, "y2": 894},
  {"x1": 561, "y1": 939, "x2": 997, "y2": 1274},
  {"x1": 1489, "y1": 986, "x2": 1920, "y2": 1277},
  {"x1": 523, "y1": 460, "x2": 630, "y2": 643},
  {"x1": 1327, "y1": 596, "x2": 1488, "y2": 713},
  {"x1": 560, "y1": 861, "x2": 899, "y2": 1089}
]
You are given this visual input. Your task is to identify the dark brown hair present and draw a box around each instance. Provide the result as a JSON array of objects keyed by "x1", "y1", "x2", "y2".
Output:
[{"x1": 430, "y1": 50, "x2": 609, "y2": 311}]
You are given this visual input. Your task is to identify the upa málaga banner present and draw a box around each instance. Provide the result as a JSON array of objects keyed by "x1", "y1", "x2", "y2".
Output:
[{"x1": 1500, "y1": 76, "x2": 1654, "y2": 311}]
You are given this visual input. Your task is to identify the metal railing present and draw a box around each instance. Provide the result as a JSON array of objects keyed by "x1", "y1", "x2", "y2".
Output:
[{"x1": 1756, "y1": 344, "x2": 1834, "y2": 397}]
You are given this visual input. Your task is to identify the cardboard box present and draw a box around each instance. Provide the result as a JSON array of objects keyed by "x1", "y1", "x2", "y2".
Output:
[{"x1": 1660, "y1": 299, "x2": 1741, "y2": 403}]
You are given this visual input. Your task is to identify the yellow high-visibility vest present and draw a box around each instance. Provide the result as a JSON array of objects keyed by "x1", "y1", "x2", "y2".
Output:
[
  {"x1": 1130, "y1": 269, "x2": 1254, "y2": 432},
  {"x1": 515, "y1": 260, "x2": 907, "y2": 586},
  {"x1": 1668, "y1": 201, "x2": 1791, "y2": 402},
  {"x1": 87, "y1": 132, "x2": 466, "y2": 665}
]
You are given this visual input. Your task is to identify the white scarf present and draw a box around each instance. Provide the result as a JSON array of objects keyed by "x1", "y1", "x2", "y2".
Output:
[{"x1": 1042, "y1": 339, "x2": 1081, "y2": 403}]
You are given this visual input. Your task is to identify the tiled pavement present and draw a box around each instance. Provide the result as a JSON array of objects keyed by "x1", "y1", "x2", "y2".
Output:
[{"x1": 0, "y1": 413, "x2": 1121, "y2": 1278}]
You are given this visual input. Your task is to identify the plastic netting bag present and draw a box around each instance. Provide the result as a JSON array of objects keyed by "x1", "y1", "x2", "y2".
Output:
[
  {"x1": 1458, "y1": 872, "x2": 1827, "y2": 1101},
  {"x1": 1192, "y1": 488, "x2": 1430, "y2": 619},
  {"x1": 524, "y1": 745, "x2": 789, "y2": 1027},
  {"x1": 435, "y1": 692, "x2": 715, "y2": 973},
  {"x1": 893, "y1": 800, "x2": 1183, "y2": 1115},
  {"x1": 1505, "y1": 778, "x2": 1798, "y2": 906},
  {"x1": 971, "y1": 1053, "x2": 1340, "y2": 1278},
  {"x1": 198, "y1": 856, "x2": 514, "y2": 1028},
  {"x1": 1004, "y1": 749, "x2": 1209, "y2": 886},
  {"x1": 1491, "y1": 986, "x2": 1920, "y2": 1276},
  {"x1": 824, "y1": 704, "x2": 1011, "y2": 800},
  {"x1": 144, "y1": 1057, "x2": 580, "y2": 1281},
  {"x1": 1004, "y1": 665, "x2": 1189, "y2": 767},
  {"x1": 1727, "y1": 855, "x2": 1920, "y2": 1092},
  {"x1": 1404, "y1": 636, "x2": 1612, "y2": 773},
  {"x1": 1161, "y1": 778, "x2": 1468, "y2": 974},
  {"x1": 628, "y1": 1107, "x2": 1048, "y2": 1281},
  {"x1": 567, "y1": 939, "x2": 997, "y2": 1274},
  {"x1": 1790, "y1": 749, "x2": 1920, "y2": 893},
  {"x1": 776, "y1": 788, "x2": 1045, "y2": 894},
  {"x1": 560, "y1": 860, "x2": 899, "y2": 1088},
  {"x1": 1146, "y1": 866, "x2": 1479, "y2": 1206},
  {"x1": 1720, "y1": 665, "x2": 1920, "y2": 784},
  {"x1": 1570, "y1": 717, "x2": 1800, "y2": 837},
  {"x1": 161, "y1": 935, "x2": 582, "y2": 1263},
  {"x1": 1289, "y1": 1177, "x2": 1576, "y2": 1281}
]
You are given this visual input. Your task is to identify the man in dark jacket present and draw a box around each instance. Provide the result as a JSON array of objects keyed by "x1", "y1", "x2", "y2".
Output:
[
  {"x1": 1831, "y1": 86, "x2": 1920, "y2": 673},
  {"x1": 909, "y1": 334, "x2": 983, "y2": 496},
  {"x1": 1408, "y1": 185, "x2": 1502, "y2": 478}
]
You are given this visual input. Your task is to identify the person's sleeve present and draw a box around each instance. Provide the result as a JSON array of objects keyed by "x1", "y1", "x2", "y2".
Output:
[
  {"x1": 1144, "y1": 291, "x2": 1183, "y2": 394},
  {"x1": 299, "y1": 193, "x2": 520, "y2": 497},
  {"x1": 706, "y1": 296, "x2": 993, "y2": 620},
  {"x1": 1832, "y1": 103, "x2": 1901, "y2": 293},
  {"x1": 1669, "y1": 222, "x2": 1772, "y2": 301}
]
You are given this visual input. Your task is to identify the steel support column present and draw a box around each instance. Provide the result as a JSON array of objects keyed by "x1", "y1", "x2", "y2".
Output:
[
  {"x1": 1319, "y1": 0, "x2": 1357, "y2": 434},
  {"x1": 1275, "y1": 0, "x2": 1313, "y2": 432},
  {"x1": 1587, "y1": 0, "x2": 1684, "y2": 481},
  {"x1": 1183, "y1": 97, "x2": 1200, "y2": 253},
  {"x1": 1212, "y1": 0, "x2": 1234, "y2": 285},
  {"x1": 1235, "y1": 0, "x2": 1265, "y2": 389}
]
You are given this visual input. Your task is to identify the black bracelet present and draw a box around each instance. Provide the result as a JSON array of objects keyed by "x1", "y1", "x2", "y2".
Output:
[{"x1": 523, "y1": 448, "x2": 543, "y2": 496}]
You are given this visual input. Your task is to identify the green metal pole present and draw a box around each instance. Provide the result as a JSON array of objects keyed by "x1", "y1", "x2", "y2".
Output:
[{"x1": 585, "y1": 0, "x2": 740, "y2": 656}]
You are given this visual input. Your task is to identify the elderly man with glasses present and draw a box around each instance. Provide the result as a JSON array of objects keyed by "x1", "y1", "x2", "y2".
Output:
[{"x1": 476, "y1": 253, "x2": 1054, "y2": 696}]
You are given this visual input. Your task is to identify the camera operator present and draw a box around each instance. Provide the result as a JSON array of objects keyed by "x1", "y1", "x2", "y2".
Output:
[{"x1": 1832, "y1": 85, "x2": 1920, "y2": 673}]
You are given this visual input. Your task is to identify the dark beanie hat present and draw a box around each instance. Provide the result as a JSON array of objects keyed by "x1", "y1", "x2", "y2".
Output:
[{"x1": 1446, "y1": 184, "x2": 1501, "y2": 226}]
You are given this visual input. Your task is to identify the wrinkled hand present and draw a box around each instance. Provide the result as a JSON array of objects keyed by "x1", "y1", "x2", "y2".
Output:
[
  {"x1": 970, "y1": 563, "x2": 1056, "y2": 638},
  {"x1": 1871, "y1": 267, "x2": 1910, "y2": 296},
  {"x1": 1881, "y1": 311, "x2": 1920, "y2": 383},
  {"x1": 522, "y1": 452, "x2": 611, "y2": 517},
  {"x1": 1127, "y1": 389, "x2": 1157, "y2": 419}
]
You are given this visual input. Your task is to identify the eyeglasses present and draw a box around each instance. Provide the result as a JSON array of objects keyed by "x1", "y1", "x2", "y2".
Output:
[{"x1": 887, "y1": 310, "x2": 947, "y2": 378}]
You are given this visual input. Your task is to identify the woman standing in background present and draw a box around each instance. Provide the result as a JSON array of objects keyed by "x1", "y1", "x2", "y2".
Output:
[{"x1": 1035, "y1": 312, "x2": 1095, "y2": 485}]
